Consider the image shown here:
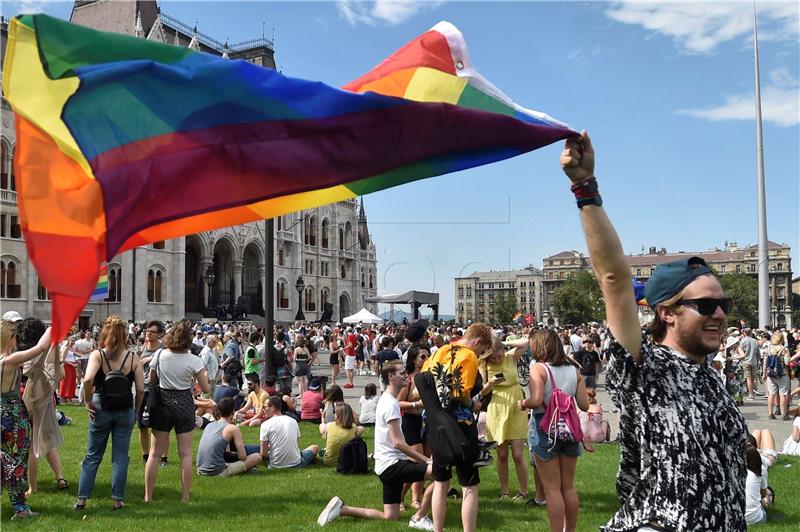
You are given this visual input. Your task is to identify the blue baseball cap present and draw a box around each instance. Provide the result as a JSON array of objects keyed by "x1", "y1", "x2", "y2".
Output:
[{"x1": 644, "y1": 257, "x2": 712, "y2": 309}]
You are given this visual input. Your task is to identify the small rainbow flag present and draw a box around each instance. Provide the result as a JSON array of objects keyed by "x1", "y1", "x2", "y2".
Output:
[{"x1": 90, "y1": 263, "x2": 109, "y2": 301}]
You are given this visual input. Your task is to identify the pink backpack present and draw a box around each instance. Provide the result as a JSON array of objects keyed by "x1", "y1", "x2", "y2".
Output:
[{"x1": 538, "y1": 365, "x2": 583, "y2": 449}]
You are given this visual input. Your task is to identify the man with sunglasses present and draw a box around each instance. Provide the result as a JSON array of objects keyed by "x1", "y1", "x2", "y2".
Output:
[{"x1": 561, "y1": 132, "x2": 747, "y2": 532}]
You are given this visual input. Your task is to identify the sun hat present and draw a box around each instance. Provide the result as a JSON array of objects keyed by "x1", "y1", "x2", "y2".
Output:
[
  {"x1": 712, "y1": 352, "x2": 726, "y2": 364},
  {"x1": 725, "y1": 336, "x2": 740, "y2": 350},
  {"x1": 644, "y1": 256, "x2": 712, "y2": 309}
]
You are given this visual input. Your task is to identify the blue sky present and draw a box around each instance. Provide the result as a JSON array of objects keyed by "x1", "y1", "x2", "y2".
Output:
[{"x1": 4, "y1": 1, "x2": 799, "y2": 315}]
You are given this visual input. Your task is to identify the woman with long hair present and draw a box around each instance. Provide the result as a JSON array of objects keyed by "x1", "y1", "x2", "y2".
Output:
[
  {"x1": 58, "y1": 336, "x2": 79, "y2": 402},
  {"x1": 319, "y1": 403, "x2": 364, "y2": 466},
  {"x1": 397, "y1": 345, "x2": 430, "y2": 509},
  {"x1": 75, "y1": 316, "x2": 144, "y2": 511},
  {"x1": 0, "y1": 319, "x2": 51, "y2": 519},
  {"x1": 144, "y1": 320, "x2": 210, "y2": 503},
  {"x1": 520, "y1": 329, "x2": 589, "y2": 532},
  {"x1": 479, "y1": 337, "x2": 528, "y2": 502},
  {"x1": 294, "y1": 337, "x2": 311, "y2": 397}
]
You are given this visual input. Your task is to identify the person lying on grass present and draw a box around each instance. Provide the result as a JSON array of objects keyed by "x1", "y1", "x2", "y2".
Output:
[{"x1": 318, "y1": 361, "x2": 435, "y2": 531}]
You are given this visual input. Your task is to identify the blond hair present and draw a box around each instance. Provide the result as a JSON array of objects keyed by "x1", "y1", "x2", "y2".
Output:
[
  {"x1": 334, "y1": 402, "x2": 355, "y2": 430},
  {"x1": 771, "y1": 332, "x2": 784, "y2": 346},
  {"x1": 1, "y1": 320, "x2": 18, "y2": 354},
  {"x1": 100, "y1": 315, "x2": 127, "y2": 356}
]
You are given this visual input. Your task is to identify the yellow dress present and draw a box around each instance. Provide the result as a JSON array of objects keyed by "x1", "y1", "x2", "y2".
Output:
[{"x1": 485, "y1": 353, "x2": 527, "y2": 444}]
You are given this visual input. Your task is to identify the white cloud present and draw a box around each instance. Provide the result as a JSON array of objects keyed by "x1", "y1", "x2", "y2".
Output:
[
  {"x1": 336, "y1": 0, "x2": 442, "y2": 26},
  {"x1": 15, "y1": 1, "x2": 45, "y2": 14},
  {"x1": 678, "y1": 70, "x2": 800, "y2": 127},
  {"x1": 606, "y1": 1, "x2": 799, "y2": 54}
]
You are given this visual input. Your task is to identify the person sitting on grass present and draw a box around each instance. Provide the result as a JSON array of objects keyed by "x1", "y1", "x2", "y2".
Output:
[
  {"x1": 300, "y1": 378, "x2": 324, "y2": 424},
  {"x1": 235, "y1": 373, "x2": 269, "y2": 427},
  {"x1": 213, "y1": 372, "x2": 244, "y2": 411},
  {"x1": 196, "y1": 397, "x2": 261, "y2": 477},
  {"x1": 320, "y1": 403, "x2": 364, "y2": 466},
  {"x1": 318, "y1": 361, "x2": 435, "y2": 531},
  {"x1": 359, "y1": 383, "x2": 379, "y2": 427},
  {"x1": 259, "y1": 396, "x2": 319, "y2": 469},
  {"x1": 744, "y1": 445, "x2": 772, "y2": 526}
]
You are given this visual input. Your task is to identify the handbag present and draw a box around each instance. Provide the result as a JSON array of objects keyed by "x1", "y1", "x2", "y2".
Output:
[{"x1": 140, "y1": 349, "x2": 163, "y2": 428}]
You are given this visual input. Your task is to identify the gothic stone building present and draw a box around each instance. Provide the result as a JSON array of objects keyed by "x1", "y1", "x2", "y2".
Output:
[{"x1": 0, "y1": 1, "x2": 378, "y2": 328}]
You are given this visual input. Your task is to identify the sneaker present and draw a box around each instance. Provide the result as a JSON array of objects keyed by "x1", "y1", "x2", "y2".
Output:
[
  {"x1": 409, "y1": 515, "x2": 435, "y2": 531},
  {"x1": 447, "y1": 487, "x2": 462, "y2": 500},
  {"x1": 526, "y1": 497, "x2": 547, "y2": 506},
  {"x1": 782, "y1": 415, "x2": 792, "y2": 421},
  {"x1": 768, "y1": 414, "x2": 776, "y2": 420},
  {"x1": 318, "y1": 496, "x2": 343, "y2": 526}
]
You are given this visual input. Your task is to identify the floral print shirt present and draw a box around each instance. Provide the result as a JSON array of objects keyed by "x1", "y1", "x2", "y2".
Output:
[{"x1": 601, "y1": 332, "x2": 747, "y2": 532}]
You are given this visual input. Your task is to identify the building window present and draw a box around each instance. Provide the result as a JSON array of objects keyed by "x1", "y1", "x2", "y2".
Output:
[
  {"x1": 339, "y1": 227, "x2": 344, "y2": 250},
  {"x1": 360, "y1": 267, "x2": 365, "y2": 288},
  {"x1": 153, "y1": 241, "x2": 165, "y2": 250},
  {"x1": 305, "y1": 286, "x2": 315, "y2": 311},
  {"x1": 304, "y1": 215, "x2": 317, "y2": 246},
  {"x1": 0, "y1": 260, "x2": 21, "y2": 298},
  {"x1": 108, "y1": 266, "x2": 122, "y2": 302},
  {"x1": 320, "y1": 288, "x2": 330, "y2": 310},
  {"x1": 776, "y1": 263, "x2": 783, "y2": 271},
  {"x1": 341, "y1": 265, "x2": 346, "y2": 279},
  {"x1": 277, "y1": 281, "x2": 288, "y2": 308},
  {"x1": 277, "y1": 216, "x2": 283, "y2": 231},
  {"x1": 321, "y1": 219, "x2": 329, "y2": 248},
  {"x1": 36, "y1": 276, "x2": 49, "y2": 300},
  {"x1": 369, "y1": 270, "x2": 373, "y2": 289},
  {"x1": 277, "y1": 249, "x2": 284, "y2": 266},
  {"x1": 720, "y1": 265, "x2": 726, "y2": 273},
  {"x1": 9, "y1": 216, "x2": 20, "y2": 239},
  {"x1": 147, "y1": 268, "x2": 164, "y2": 302},
  {"x1": 636, "y1": 268, "x2": 642, "y2": 277},
  {"x1": 1, "y1": 141, "x2": 14, "y2": 191},
  {"x1": 735, "y1": 265, "x2": 741, "y2": 273}
]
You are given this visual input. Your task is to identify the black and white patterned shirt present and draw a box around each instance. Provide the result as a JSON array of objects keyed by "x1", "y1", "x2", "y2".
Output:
[{"x1": 602, "y1": 332, "x2": 747, "y2": 532}]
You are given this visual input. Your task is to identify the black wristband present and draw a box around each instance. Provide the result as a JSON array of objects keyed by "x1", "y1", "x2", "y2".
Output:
[{"x1": 577, "y1": 195, "x2": 603, "y2": 209}]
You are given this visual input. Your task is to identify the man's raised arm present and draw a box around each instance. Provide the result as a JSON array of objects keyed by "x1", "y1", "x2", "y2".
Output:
[{"x1": 560, "y1": 131, "x2": 641, "y2": 360}]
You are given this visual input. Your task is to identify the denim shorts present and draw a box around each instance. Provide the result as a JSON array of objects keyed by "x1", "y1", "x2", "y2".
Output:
[{"x1": 529, "y1": 412, "x2": 582, "y2": 462}]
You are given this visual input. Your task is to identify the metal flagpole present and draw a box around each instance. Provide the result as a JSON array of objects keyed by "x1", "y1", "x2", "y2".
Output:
[
  {"x1": 753, "y1": 4, "x2": 770, "y2": 329},
  {"x1": 264, "y1": 218, "x2": 275, "y2": 376}
]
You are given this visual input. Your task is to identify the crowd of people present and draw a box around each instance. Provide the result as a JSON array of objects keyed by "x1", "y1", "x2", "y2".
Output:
[{"x1": 3, "y1": 131, "x2": 800, "y2": 530}]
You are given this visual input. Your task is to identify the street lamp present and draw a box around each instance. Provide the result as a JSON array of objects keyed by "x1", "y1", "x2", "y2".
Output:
[
  {"x1": 204, "y1": 264, "x2": 216, "y2": 317},
  {"x1": 295, "y1": 275, "x2": 305, "y2": 322}
]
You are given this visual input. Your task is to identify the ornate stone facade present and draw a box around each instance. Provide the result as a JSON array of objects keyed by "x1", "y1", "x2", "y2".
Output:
[
  {"x1": 455, "y1": 267, "x2": 543, "y2": 324},
  {"x1": 0, "y1": 1, "x2": 378, "y2": 327}
]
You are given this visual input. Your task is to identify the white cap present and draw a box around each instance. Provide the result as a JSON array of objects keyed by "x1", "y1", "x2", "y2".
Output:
[{"x1": 2, "y1": 310, "x2": 23, "y2": 323}]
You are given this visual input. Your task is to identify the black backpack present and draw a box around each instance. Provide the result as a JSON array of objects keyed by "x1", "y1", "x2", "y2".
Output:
[
  {"x1": 273, "y1": 345, "x2": 288, "y2": 369},
  {"x1": 766, "y1": 354, "x2": 784, "y2": 379},
  {"x1": 100, "y1": 350, "x2": 133, "y2": 411},
  {"x1": 336, "y1": 437, "x2": 369, "y2": 474}
]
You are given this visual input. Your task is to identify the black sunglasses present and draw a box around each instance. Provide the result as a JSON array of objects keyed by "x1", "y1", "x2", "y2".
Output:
[{"x1": 676, "y1": 297, "x2": 732, "y2": 316}]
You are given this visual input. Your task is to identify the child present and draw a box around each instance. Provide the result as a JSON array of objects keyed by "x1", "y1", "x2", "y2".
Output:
[{"x1": 358, "y1": 383, "x2": 378, "y2": 426}]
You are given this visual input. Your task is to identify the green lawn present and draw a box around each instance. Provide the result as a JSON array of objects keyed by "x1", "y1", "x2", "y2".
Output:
[{"x1": 5, "y1": 405, "x2": 798, "y2": 530}]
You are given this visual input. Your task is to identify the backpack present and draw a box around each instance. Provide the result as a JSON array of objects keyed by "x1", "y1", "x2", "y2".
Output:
[
  {"x1": 538, "y1": 365, "x2": 583, "y2": 450},
  {"x1": 766, "y1": 353, "x2": 784, "y2": 379},
  {"x1": 336, "y1": 437, "x2": 369, "y2": 474},
  {"x1": 99, "y1": 350, "x2": 133, "y2": 411},
  {"x1": 273, "y1": 345, "x2": 288, "y2": 369}
]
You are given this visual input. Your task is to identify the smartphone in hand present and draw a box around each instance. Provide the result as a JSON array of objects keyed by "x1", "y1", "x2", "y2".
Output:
[{"x1": 494, "y1": 372, "x2": 505, "y2": 382}]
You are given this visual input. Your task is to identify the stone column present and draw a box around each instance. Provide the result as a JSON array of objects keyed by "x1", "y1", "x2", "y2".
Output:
[
  {"x1": 173, "y1": 238, "x2": 186, "y2": 319},
  {"x1": 233, "y1": 260, "x2": 243, "y2": 301},
  {"x1": 199, "y1": 257, "x2": 213, "y2": 308}
]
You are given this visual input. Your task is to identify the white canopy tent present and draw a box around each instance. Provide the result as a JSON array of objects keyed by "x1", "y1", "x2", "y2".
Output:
[{"x1": 342, "y1": 308, "x2": 384, "y2": 324}]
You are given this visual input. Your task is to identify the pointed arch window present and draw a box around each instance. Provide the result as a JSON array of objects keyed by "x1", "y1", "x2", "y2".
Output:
[
  {"x1": 0, "y1": 260, "x2": 20, "y2": 298},
  {"x1": 108, "y1": 266, "x2": 122, "y2": 302},
  {"x1": 339, "y1": 227, "x2": 344, "y2": 250},
  {"x1": 321, "y1": 219, "x2": 329, "y2": 248},
  {"x1": 360, "y1": 267, "x2": 365, "y2": 288},
  {"x1": 305, "y1": 286, "x2": 315, "y2": 312},
  {"x1": 1, "y1": 141, "x2": 14, "y2": 191},
  {"x1": 147, "y1": 268, "x2": 165, "y2": 302},
  {"x1": 277, "y1": 281, "x2": 288, "y2": 308},
  {"x1": 37, "y1": 276, "x2": 49, "y2": 300}
]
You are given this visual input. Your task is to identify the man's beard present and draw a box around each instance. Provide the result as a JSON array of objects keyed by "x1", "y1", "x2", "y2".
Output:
[{"x1": 675, "y1": 325, "x2": 719, "y2": 359}]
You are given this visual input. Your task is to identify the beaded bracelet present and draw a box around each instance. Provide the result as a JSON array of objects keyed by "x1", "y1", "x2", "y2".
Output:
[{"x1": 571, "y1": 176, "x2": 602, "y2": 209}]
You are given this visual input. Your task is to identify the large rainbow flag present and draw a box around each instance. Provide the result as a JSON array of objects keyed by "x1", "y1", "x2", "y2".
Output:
[{"x1": 3, "y1": 15, "x2": 576, "y2": 340}]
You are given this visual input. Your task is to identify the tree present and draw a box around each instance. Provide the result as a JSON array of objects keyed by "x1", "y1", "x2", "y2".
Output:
[
  {"x1": 551, "y1": 271, "x2": 605, "y2": 325},
  {"x1": 491, "y1": 293, "x2": 517, "y2": 324},
  {"x1": 717, "y1": 273, "x2": 758, "y2": 328}
]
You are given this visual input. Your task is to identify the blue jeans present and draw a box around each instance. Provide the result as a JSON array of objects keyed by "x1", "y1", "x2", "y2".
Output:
[{"x1": 77, "y1": 395, "x2": 135, "y2": 500}]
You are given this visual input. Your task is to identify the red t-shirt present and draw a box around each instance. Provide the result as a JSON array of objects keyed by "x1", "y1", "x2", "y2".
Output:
[
  {"x1": 345, "y1": 333, "x2": 357, "y2": 356},
  {"x1": 300, "y1": 390, "x2": 323, "y2": 420}
]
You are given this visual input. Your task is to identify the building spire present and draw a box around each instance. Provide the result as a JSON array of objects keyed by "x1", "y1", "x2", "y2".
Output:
[
  {"x1": 134, "y1": 10, "x2": 144, "y2": 37},
  {"x1": 358, "y1": 196, "x2": 366, "y2": 221}
]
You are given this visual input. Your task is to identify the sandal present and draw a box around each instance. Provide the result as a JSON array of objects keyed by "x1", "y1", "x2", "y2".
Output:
[
  {"x1": 499, "y1": 493, "x2": 510, "y2": 501},
  {"x1": 112, "y1": 502, "x2": 125, "y2": 511},
  {"x1": 57, "y1": 478, "x2": 69, "y2": 490},
  {"x1": 511, "y1": 492, "x2": 528, "y2": 502},
  {"x1": 73, "y1": 502, "x2": 86, "y2": 511}
]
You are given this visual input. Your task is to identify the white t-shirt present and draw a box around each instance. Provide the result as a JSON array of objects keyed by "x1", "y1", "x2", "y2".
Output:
[
  {"x1": 259, "y1": 414, "x2": 301, "y2": 468},
  {"x1": 150, "y1": 349, "x2": 205, "y2": 391},
  {"x1": 359, "y1": 395, "x2": 379, "y2": 424},
  {"x1": 373, "y1": 392, "x2": 408, "y2": 475},
  {"x1": 744, "y1": 470, "x2": 767, "y2": 525}
]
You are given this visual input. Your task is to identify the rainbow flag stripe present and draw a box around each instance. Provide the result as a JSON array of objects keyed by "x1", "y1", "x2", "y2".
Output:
[
  {"x1": 90, "y1": 263, "x2": 109, "y2": 301},
  {"x1": 3, "y1": 15, "x2": 576, "y2": 339}
]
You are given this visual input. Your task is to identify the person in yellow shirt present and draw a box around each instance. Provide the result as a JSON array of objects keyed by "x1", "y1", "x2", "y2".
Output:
[
  {"x1": 319, "y1": 403, "x2": 364, "y2": 466},
  {"x1": 418, "y1": 323, "x2": 492, "y2": 532},
  {"x1": 236, "y1": 373, "x2": 269, "y2": 427}
]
